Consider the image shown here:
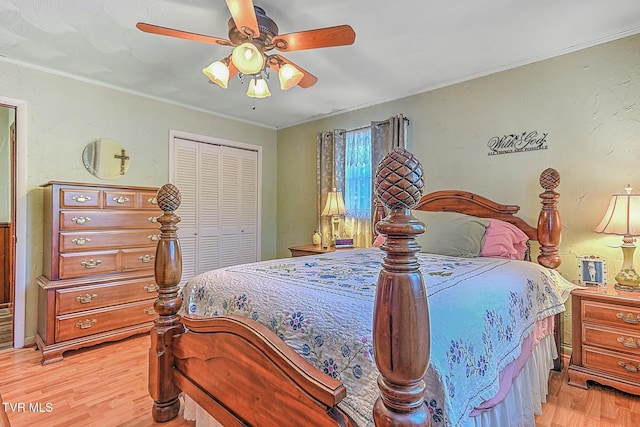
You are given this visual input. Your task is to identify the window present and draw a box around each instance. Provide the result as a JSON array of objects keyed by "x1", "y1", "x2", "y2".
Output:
[{"x1": 344, "y1": 127, "x2": 372, "y2": 246}]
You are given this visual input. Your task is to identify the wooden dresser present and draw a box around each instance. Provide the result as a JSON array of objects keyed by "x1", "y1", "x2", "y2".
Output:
[
  {"x1": 36, "y1": 181, "x2": 162, "y2": 364},
  {"x1": 568, "y1": 285, "x2": 640, "y2": 395}
]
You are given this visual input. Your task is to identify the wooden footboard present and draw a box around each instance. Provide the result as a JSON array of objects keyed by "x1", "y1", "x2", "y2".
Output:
[
  {"x1": 149, "y1": 184, "x2": 355, "y2": 426},
  {"x1": 149, "y1": 149, "x2": 562, "y2": 426}
]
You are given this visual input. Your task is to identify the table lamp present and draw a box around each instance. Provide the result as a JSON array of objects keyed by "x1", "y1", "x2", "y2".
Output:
[
  {"x1": 321, "y1": 188, "x2": 347, "y2": 245},
  {"x1": 594, "y1": 185, "x2": 640, "y2": 290}
]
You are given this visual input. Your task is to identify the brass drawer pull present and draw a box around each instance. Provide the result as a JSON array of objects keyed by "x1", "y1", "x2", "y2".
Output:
[
  {"x1": 71, "y1": 237, "x2": 91, "y2": 246},
  {"x1": 76, "y1": 293, "x2": 97, "y2": 304},
  {"x1": 617, "y1": 336, "x2": 640, "y2": 349},
  {"x1": 618, "y1": 361, "x2": 640, "y2": 373},
  {"x1": 72, "y1": 194, "x2": 92, "y2": 203},
  {"x1": 148, "y1": 234, "x2": 160, "y2": 242},
  {"x1": 148, "y1": 216, "x2": 158, "y2": 223},
  {"x1": 75, "y1": 319, "x2": 97, "y2": 329},
  {"x1": 71, "y1": 216, "x2": 91, "y2": 225},
  {"x1": 113, "y1": 196, "x2": 130, "y2": 204},
  {"x1": 80, "y1": 259, "x2": 102, "y2": 269},
  {"x1": 616, "y1": 312, "x2": 640, "y2": 324},
  {"x1": 144, "y1": 284, "x2": 158, "y2": 293},
  {"x1": 148, "y1": 197, "x2": 158, "y2": 205},
  {"x1": 138, "y1": 254, "x2": 155, "y2": 263},
  {"x1": 144, "y1": 307, "x2": 155, "y2": 315}
]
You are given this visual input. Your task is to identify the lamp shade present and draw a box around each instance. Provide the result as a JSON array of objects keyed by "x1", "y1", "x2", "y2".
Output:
[
  {"x1": 247, "y1": 77, "x2": 271, "y2": 98},
  {"x1": 278, "y1": 64, "x2": 303, "y2": 90},
  {"x1": 231, "y1": 42, "x2": 264, "y2": 75},
  {"x1": 322, "y1": 189, "x2": 347, "y2": 216},
  {"x1": 202, "y1": 60, "x2": 230, "y2": 89},
  {"x1": 594, "y1": 186, "x2": 640, "y2": 236}
]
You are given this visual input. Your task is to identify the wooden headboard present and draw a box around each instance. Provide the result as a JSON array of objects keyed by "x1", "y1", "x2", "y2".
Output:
[{"x1": 372, "y1": 167, "x2": 561, "y2": 267}]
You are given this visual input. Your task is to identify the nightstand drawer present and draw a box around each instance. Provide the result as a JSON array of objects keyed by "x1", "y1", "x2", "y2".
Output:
[
  {"x1": 583, "y1": 345, "x2": 640, "y2": 382},
  {"x1": 583, "y1": 323, "x2": 640, "y2": 356},
  {"x1": 582, "y1": 300, "x2": 640, "y2": 331}
]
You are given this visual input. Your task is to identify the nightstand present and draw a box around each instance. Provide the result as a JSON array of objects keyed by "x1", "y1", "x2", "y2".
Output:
[
  {"x1": 568, "y1": 284, "x2": 640, "y2": 395},
  {"x1": 288, "y1": 244, "x2": 357, "y2": 257}
]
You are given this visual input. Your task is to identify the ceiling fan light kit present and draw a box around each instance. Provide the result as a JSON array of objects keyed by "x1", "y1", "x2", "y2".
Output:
[{"x1": 137, "y1": 1, "x2": 355, "y2": 102}]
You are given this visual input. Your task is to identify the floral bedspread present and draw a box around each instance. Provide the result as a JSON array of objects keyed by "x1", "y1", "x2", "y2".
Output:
[{"x1": 181, "y1": 248, "x2": 574, "y2": 427}]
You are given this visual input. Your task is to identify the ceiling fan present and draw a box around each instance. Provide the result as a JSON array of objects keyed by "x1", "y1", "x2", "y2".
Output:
[{"x1": 136, "y1": 0, "x2": 356, "y2": 98}]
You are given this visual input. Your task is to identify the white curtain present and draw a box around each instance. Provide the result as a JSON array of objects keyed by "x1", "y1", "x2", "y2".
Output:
[{"x1": 344, "y1": 128, "x2": 372, "y2": 248}]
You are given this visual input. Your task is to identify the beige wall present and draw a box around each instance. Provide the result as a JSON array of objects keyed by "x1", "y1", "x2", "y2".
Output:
[
  {"x1": 0, "y1": 61, "x2": 278, "y2": 343},
  {"x1": 277, "y1": 34, "x2": 640, "y2": 351}
]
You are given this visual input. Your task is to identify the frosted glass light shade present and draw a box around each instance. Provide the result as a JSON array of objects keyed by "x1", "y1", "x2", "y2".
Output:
[
  {"x1": 247, "y1": 78, "x2": 271, "y2": 98},
  {"x1": 202, "y1": 61, "x2": 230, "y2": 88},
  {"x1": 231, "y1": 42, "x2": 264, "y2": 75},
  {"x1": 278, "y1": 64, "x2": 303, "y2": 90}
]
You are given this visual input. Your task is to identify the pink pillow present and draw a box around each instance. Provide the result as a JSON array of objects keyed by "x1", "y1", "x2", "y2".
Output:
[
  {"x1": 372, "y1": 234, "x2": 386, "y2": 247},
  {"x1": 480, "y1": 219, "x2": 529, "y2": 260}
]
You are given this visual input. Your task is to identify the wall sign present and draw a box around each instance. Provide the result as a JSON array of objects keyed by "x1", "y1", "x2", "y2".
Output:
[{"x1": 487, "y1": 131, "x2": 548, "y2": 156}]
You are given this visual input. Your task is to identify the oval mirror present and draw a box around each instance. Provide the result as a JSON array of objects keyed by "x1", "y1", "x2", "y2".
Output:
[{"x1": 82, "y1": 139, "x2": 130, "y2": 179}]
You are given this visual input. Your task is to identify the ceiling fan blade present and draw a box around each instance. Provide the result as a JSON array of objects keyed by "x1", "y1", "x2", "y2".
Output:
[
  {"x1": 272, "y1": 25, "x2": 355, "y2": 52},
  {"x1": 225, "y1": 0, "x2": 259, "y2": 38},
  {"x1": 136, "y1": 22, "x2": 232, "y2": 46},
  {"x1": 270, "y1": 55, "x2": 318, "y2": 88}
]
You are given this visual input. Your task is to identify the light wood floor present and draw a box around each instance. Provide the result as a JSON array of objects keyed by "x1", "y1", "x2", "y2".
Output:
[
  {"x1": 0, "y1": 333, "x2": 194, "y2": 427},
  {"x1": 0, "y1": 336, "x2": 639, "y2": 426}
]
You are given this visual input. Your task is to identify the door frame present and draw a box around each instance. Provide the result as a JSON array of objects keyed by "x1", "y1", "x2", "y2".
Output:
[{"x1": 0, "y1": 96, "x2": 27, "y2": 348}]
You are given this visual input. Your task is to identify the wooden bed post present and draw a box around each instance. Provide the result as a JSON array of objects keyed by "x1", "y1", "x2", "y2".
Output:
[
  {"x1": 537, "y1": 168, "x2": 561, "y2": 269},
  {"x1": 149, "y1": 183, "x2": 185, "y2": 422},
  {"x1": 372, "y1": 148, "x2": 431, "y2": 427}
]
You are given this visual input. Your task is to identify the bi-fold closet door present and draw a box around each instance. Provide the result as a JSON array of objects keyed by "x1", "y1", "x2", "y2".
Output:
[{"x1": 172, "y1": 137, "x2": 259, "y2": 285}]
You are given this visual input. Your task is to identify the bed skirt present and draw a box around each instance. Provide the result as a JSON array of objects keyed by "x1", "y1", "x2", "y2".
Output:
[{"x1": 181, "y1": 333, "x2": 556, "y2": 427}]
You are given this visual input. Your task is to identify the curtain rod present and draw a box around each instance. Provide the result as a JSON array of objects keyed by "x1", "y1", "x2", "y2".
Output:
[{"x1": 349, "y1": 116, "x2": 410, "y2": 132}]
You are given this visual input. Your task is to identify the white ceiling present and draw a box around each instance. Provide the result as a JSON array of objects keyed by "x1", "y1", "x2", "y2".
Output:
[{"x1": 1, "y1": 0, "x2": 640, "y2": 129}]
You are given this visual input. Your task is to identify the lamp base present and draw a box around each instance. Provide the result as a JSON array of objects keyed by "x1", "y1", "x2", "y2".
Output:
[
  {"x1": 615, "y1": 268, "x2": 640, "y2": 289},
  {"x1": 614, "y1": 283, "x2": 640, "y2": 292}
]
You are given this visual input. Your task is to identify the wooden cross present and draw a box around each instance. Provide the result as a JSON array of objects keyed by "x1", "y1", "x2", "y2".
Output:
[{"x1": 114, "y1": 149, "x2": 129, "y2": 175}]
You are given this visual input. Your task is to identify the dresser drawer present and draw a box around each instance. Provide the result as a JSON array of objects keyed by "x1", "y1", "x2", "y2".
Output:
[
  {"x1": 122, "y1": 248, "x2": 156, "y2": 271},
  {"x1": 60, "y1": 210, "x2": 160, "y2": 230},
  {"x1": 583, "y1": 323, "x2": 640, "y2": 356},
  {"x1": 582, "y1": 300, "x2": 640, "y2": 331},
  {"x1": 139, "y1": 191, "x2": 159, "y2": 209},
  {"x1": 58, "y1": 250, "x2": 120, "y2": 279},
  {"x1": 55, "y1": 276, "x2": 158, "y2": 315},
  {"x1": 55, "y1": 299, "x2": 156, "y2": 341},
  {"x1": 59, "y1": 188, "x2": 101, "y2": 208},
  {"x1": 60, "y1": 230, "x2": 161, "y2": 252},
  {"x1": 582, "y1": 345, "x2": 640, "y2": 383},
  {"x1": 103, "y1": 190, "x2": 137, "y2": 209}
]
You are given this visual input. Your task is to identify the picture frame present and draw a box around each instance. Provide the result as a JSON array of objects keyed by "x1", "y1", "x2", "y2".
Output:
[{"x1": 577, "y1": 255, "x2": 607, "y2": 286}]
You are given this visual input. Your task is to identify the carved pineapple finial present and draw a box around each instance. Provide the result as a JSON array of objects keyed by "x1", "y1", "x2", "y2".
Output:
[
  {"x1": 374, "y1": 148, "x2": 424, "y2": 210},
  {"x1": 539, "y1": 168, "x2": 560, "y2": 192},
  {"x1": 157, "y1": 183, "x2": 181, "y2": 213}
]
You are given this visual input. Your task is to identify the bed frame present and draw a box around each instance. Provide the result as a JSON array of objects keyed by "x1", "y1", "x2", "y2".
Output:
[{"x1": 149, "y1": 148, "x2": 561, "y2": 426}]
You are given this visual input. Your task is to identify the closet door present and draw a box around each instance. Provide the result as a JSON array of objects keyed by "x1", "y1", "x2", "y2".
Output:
[
  {"x1": 173, "y1": 139, "x2": 198, "y2": 283},
  {"x1": 219, "y1": 146, "x2": 258, "y2": 267},
  {"x1": 172, "y1": 138, "x2": 258, "y2": 285}
]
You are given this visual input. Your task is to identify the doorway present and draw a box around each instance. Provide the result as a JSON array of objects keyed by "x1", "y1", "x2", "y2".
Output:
[{"x1": 0, "y1": 104, "x2": 15, "y2": 349}]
